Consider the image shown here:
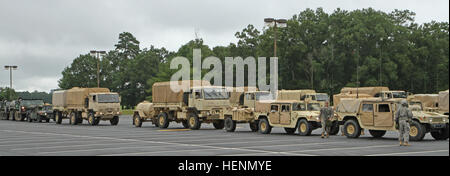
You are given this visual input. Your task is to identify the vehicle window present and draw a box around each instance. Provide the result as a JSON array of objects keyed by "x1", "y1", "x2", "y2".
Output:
[
  {"x1": 203, "y1": 88, "x2": 229, "y2": 100},
  {"x1": 293, "y1": 103, "x2": 306, "y2": 111},
  {"x1": 307, "y1": 103, "x2": 321, "y2": 111},
  {"x1": 300, "y1": 95, "x2": 306, "y2": 100},
  {"x1": 392, "y1": 92, "x2": 407, "y2": 98},
  {"x1": 270, "y1": 105, "x2": 279, "y2": 112},
  {"x1": 246, "y1": 93, "x2": 255, "y2": 100},
  {"x1": 362, "y1": 104, "x2": 373, "y2": 112},
  {"x1": 310, "y1": 95, "x2": 316, "y2": 100},
  {"x1": 281, "y1": 105, "x2": 290, "y2": 112},
  {"x1": 374, "y1": 93, "x2": 381, "y2": 97},
  {"x1": 97, "y1": 94, "x2": 120, "y2": 103},
  {"x1": 255, "y1": 92, "x2": 274, "y2": 101},
  {"x1": 316, "y1": 94, "x2": 329, "y2": 101},
  {"x1": 378, "y1": 104, "x2": 390, "y2": 112},
  {"x1": 93, "y1": 95, "x2": 96, "y2": 101}
]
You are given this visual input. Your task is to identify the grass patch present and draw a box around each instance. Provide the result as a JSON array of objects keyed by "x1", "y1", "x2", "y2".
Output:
[{"x1": 120, "y1": 109, "x2": 135, "y2": 115}]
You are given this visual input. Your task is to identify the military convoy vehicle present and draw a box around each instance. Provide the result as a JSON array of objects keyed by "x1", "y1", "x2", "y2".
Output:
[
  {"x1": 133, "y1": 80, "x2": 233, "y2": 130},
  {"x1": 34, "y1": 104, "x2": 53, "y2": 122},
  {"x1": 6, "y1": 99, "x2": 45, "y2": 122},
  {"x1": 52, "y1": 87, "x2": 121, "y2": 126},
  {"x1": 21, "y1": 99, "x2": 50, "y2": 123},
  {"x1": 1, "y1": 100, "x2": 11, "y2": 120},
  {"x1": 277, "y1": 90, "x2": 330, "y2": 107},
  {"x1": 335, "y1": 98, "x2": 449, "y2": 141},
  {"x1": 439, "y1": 90, "x2": 449, "y2": 115},
  {"x1": 407, "y1": 94, "x2": 439, "y2": 112}
]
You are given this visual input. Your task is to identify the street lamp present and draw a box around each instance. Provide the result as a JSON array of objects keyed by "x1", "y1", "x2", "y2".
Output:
[
  {"x1": 264, "y1": 18, "x2": 287, "y2": 57},
  {"x1": 90, "y1": 50, "x2": 106, "y2": 88},
  {"x1": 4, "y1": 65, "x2": 18, "y2": 89}
]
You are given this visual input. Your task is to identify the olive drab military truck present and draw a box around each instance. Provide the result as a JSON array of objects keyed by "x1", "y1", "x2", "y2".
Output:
[
  {"x1": 438, "y1": 90, "x2": 449, "y2": 115},
  {"x1": 35, "y1": 104, "x2": 53, "y2": 122},
  {"x1": 52, "y1": 87, "x2": 121, "y2": 126},
  {"x1": 1, "y1": 100, "x2": 11, "y2": 120},
  {"x1": 335, "y1": 98, "x2": 449, "y2": 141},
  {"x1": 7, "y1": 99, "x2": 45, "y2": 122},
  {"x1": 22, "y1": 99, "x2": 49, "y2": 123},
  {"x1": 134, "y1": 80, "x2": 232, "y2": 130}
]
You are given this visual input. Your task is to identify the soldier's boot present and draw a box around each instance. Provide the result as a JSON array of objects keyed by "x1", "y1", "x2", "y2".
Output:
[
  {"x1": 399, "y1": 141, "x2": 403, "y2": 146},
  {"x1": 326, "y1": 133, "x2": 329, "y2": 138},
  {"x1": 403, "y1": 142, "x2": 410, "y2": 146},
  {"x1": 321, "y1": 132, "x2": 325, "y2": 138},
  {"x1": 361, "y1": 130, "x2": 365, "y2": 135},
  {"x1": 341, "y1": 132, "x2": 345, "y2": 136}
]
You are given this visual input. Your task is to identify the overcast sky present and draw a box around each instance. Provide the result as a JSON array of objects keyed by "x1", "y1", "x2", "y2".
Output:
[{"x1": 0, "y1": 0, "x2": 448, "y2": 93}]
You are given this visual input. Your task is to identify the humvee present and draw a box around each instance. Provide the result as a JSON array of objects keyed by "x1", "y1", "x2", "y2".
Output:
[
  {"x1": 52, "y1": 87, "x2": 121, "y2": 126},
  {"x1": 335, "y1": 98, "x2": 449, "y2": 141},
  {"x1": 8, "y1": 99, "x2": 45, "y2": 122},
  {"x1": 133, "y1": 80, "x2": 232, "y2": 130},
  {"x1": 22, "y1": 99, "x2": 50, "y2": 123},
  {"x1": 407, "y1": 94, "x2": 439, "y2": 112},
  {"x1": 277, "y1": 90, "x2": 330, "y2": 107},
  {"x1": 35, "y1": 104, "x2": 53, "y2": 122}
]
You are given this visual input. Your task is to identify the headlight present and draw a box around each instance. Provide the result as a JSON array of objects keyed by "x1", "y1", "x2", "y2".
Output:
[{"x1": 44, "y1": 113, "x2": 47, "y2": 116}]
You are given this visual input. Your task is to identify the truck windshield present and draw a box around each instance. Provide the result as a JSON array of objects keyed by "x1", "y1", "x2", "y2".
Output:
[
  {"x1": 21, "y1": 100, "x2": 44, "y2": 107},
  {"x1": 204, "y1": 88, "x2": 229, "y2": 100},
  {"x1": 392, "y1": 92, "x2": 407, "y2": 98},
  {"x1": 97, "y1": 94, "x2": 120, "y2": 103},
  {"x1": 255, "y1": 92, "x2": 275, "y2": 101},
  {"x1": 316, "y1": 94, "x2": 329, "y2": 101},
  {"x1": 307, "y1": 103, "x2": 321, "y2": 111}
]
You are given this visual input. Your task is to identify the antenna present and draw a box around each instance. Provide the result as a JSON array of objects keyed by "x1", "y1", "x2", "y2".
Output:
[{"x1": 194, "y1": 28, "x2": 200, "y2": 40}]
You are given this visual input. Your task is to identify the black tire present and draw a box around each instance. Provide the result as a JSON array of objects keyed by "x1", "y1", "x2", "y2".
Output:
[
  {"x1": 430, "y1": 125, "x2": 449, "y2": 140},
  {"x1": 76, "y1": 112, "x2": 83, "y2": 124},
  {"x1": 110, "y1": 116, "x2": 119, "y2": 126},
  {"x1": 409, "y1": 120, "x2": 425, "y2": 141},
  {"x1": 133, "y1": 114, "x2": 142, "y2": 127},
  {"x1": 181, "y1": 120, "x2": 189, "y2": 128},
  {"x1": 37, "y1": 115, "x2": 42, "y2": 123},
  {"x1": 369, "y1": 130, "x2": 386, "y2": 138},
  {"x1": 187, "y1": 113, "x2": 201, "y2": 130},
  {"x1": 284, "y1": 128, "x2": 296, "y2": 134},
  {"x1": 46, "y1": 118, "x2": 50, "y2": 123},
  {"x1": 10, "y1": 111, "x2": 15, "y2": 121},
  {"x1": 88, "y1": 113, "x2": 97, "y2": 126},
  {"x1": 20, "y1": 114, "x2": 25, "y2": 121},
  {"x1": 213, "y1": 120, "x2": 224, "y2": 129},
  {"x1": 329, "y1": 123, "x2": 340, "y2": 135},
  {"x1": 249, "y1": 122, "x2": 258, "y2": 132},
  {"x1": 157, "y1": 112, "x2": 170, "y2": 129},
  {"x1": 69, "y1": 112, "x2": 78, "y2": 125},
  {"x1": 224, "y1": 117, "x2": 236, "y2": 132},
  {"x1": 343, "y1": 119, "x2": 361, "y2": 138},
  {"x1": 258, "y1": 118, "x2": 272, "y2": 134},
  {"x1": 55, "y1": 111, "x2": 62, "y2": 124},
  {"x1": 27, "y1": 114, "x2": 33, "y2": 122},
  {"x1": 297, "y1": 119, "x2": 312, "y2": 136}
]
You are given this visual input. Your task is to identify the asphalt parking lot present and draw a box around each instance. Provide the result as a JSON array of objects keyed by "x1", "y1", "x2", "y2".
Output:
[{"x1": 0, "y1": 115, "x2": 448, "y2": 156}]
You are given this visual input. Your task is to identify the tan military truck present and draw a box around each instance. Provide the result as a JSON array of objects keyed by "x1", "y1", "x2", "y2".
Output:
[
  {"x1": 133, "y1": 80, "x2": 232, "y2": 130},
  {"x1": 277, "y1": 90, "x2": 330, "y2": 107},
  {"x1": 224, "y1": 91, "x2": 274, "y2": 132},
  {"x1": 52, "y1": 87, "x2": 121, "y2": 126},
  {"x1": 407, "y1": 94, "x2": 439, "y2": 112},
  {"x1": 335, "y1": 98, "x2": 448, "y2": 141},
  {"x1": 439, "y1": 90, "x2": 449, "y2": 115}
]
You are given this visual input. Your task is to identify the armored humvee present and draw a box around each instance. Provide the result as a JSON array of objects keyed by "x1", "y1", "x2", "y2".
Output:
[
  {"x1": 133, "y1": 80, "x2": 232, "y2": 130},
  {"x1": 52, "y1": 87, "x2": 121, "y2": 126},
  {"x1": 335, "y1": 98, "x2": 448, "y2": 141}
]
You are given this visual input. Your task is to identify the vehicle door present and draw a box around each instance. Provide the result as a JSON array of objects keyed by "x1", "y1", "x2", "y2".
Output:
[
  {"x1": 269, "y1": 104, "x2": 280, "y2": 124},
  {"x1": 360, "y1": 103, "x2": 374, "y2": 126},
  {"x1": 374, "y1": 103, "x2": 394, "y2": 127},
  {"x1": 280, "y1": 104, "x2": 291, "y2": 125}
]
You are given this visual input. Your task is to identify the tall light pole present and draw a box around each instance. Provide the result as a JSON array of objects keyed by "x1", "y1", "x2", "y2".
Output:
[
  {"x1": 4, "y1": 65, "x2": 18, "y2": 89},
  {"x1": 90, "y1": 50, "x2": 106, "y2": 88},
  {"x1": 264, "y1": 18, "x2": 287, "y2": 57}
]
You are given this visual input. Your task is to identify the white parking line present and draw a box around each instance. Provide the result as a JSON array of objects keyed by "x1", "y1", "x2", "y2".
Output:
[
  {"x1": 239, "y1": 141, "x2": 346, "y2": 149},
  {"x1": 37, "y1": 145, "x2": 168, "y2": 155},
  {"x1": 288, "y1": 144, "x2": 399, "y2": 153},
  {"x1": 11, "y1": 142, "x2": 138, "y2": 151},
  {"x1": 365, "y1": 150, "x2": 449, "y2": 156}
]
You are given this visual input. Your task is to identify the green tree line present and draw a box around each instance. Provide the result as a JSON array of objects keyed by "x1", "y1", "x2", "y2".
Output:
[{"x1": 58, "y1": 8, "x2": 449, "y2": 108}]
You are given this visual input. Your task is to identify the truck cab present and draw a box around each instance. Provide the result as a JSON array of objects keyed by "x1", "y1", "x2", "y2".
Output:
[{"x1": 87, "y1": 92, "x2": 121, "y2": 119}]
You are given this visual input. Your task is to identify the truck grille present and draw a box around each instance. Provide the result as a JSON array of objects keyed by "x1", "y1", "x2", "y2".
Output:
[{"x1": 432, "y1": 118, "x2": 443, "y2": 123}]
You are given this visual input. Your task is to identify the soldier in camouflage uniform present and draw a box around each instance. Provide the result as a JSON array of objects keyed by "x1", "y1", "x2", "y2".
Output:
[
  {"x1": 320, "y1": 101, "x2": 333, "y2": 138},
  {"x1": 395, "y1": 100, "x2": 413, "y2": 146}
]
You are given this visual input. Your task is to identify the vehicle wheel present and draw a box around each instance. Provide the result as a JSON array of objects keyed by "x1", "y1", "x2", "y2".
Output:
[
  {"x1": 46, "y1": 118, "x2": 50, "y2": 123},
  {"x1": 224, "y1": 117, "x2": 236, "y2": 132},
  {"x1": 297, "y1": 119, "x2": 312, "y2": 136},
  {"x1": 69, "y1": 112, "x2": 78, "y2": 125},
  {"x1": 37, "y1": 115, "x2": 42, "y2": 123},
  {"x1": 369, "y1": 130, "x2": 386, "y2": 138},
  {"x1": 329, "y1": 123, "x2": 340, "y2": 135},
  {"x1": 213, "y1": 120, "x2": 224, "y2": 129},
  {"x1": 430, "y1": 125, "x2": 448, "y2": 140},
  {"x1": 55, "y1": 112, "x2": 62, "y2": 124},
  {"x1": 343, "y1": 119, "x2": 361, "y2": 138},
  {"x1": 187, "y1": 113, "x2": 201, "y2": 130},
  {"x1": 88, "y1": 113, "x2": 97, "y2": 126},
  {"x1": 181, "y1": 120, "x2": 189, "y2": 128},
  {"x1": 133, "y1": 114, "x2": 142, "y2": 127},
  {"x1": 110, "y1": 116, "x2": 119, "y2": 126},
  {"x1": 249, "y1": 122, "x2": 258, "y2": 132},
  {"x1": 76, "y1": 112, "x2": 83, "y2": 124},
  {"x1": 20, "y1": 114, "x2": 25, "y2": 121},
  {"x1": 10, "y1": 112, "x2": 15, "y2": 121},
  {"x1": 409, "y1": 120, "x2": 425, "y2": 141},
  {"x1": 258, "y1": 118, "x2": 272, "y2": 134},
  {"x1": 27, "y1": 115, "x2": 33, "y2": 122},
  {"x1": 157, "y1": 112, "x2": 170, "y2": 129},
  {"x1": 284, "y1": 128, "x2": 296, "y2": 134}
]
